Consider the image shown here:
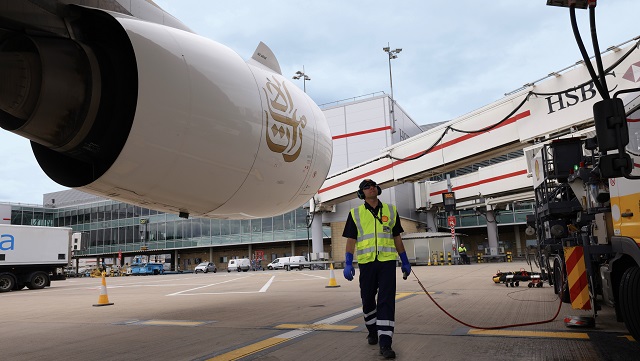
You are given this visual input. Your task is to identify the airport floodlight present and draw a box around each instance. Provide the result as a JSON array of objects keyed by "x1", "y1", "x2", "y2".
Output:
[
  {"x1": 383, "y1": 44, "x2": 402, "y2": 133},
  {"x1": 546, "y1": 0, "x2": 589, "y2": 9},
  {"x1": 293, "y1": 66, "x2": 310, "y2": 93}
]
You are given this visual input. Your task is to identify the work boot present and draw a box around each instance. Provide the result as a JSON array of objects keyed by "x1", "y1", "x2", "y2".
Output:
[
  {"x1": 367, "y1": 331, "x2": 378, "y2": 345},
  {"x1": 380, "y1": 345, "x2": 396, "y2": 359}
]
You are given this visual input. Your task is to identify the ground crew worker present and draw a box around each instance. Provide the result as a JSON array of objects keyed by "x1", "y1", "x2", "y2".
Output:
[
  {"x1": 458, "y1": 243, "x2": 469, "y2": 264},
  {"x1": 342, "y1": 179, "x2": 411, "y2": 359}
]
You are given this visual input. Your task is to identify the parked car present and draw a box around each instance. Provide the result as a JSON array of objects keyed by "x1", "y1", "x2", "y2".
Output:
[
  {"x1": 267, "y1": 256, "x2": 307, "y2": 270},
  {"x1": 227, "y1": 258, "x2": 251, "y2": 272},
  {"x1": 194, "y1": 262, "x2": 217, "y2": 273}
]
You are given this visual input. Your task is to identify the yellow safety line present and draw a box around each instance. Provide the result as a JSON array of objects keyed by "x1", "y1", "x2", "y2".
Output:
[
  {"x1": 469, "y1": 329, "x2": 589, "y2": 339},
  {"x1": 396, "y1": 292, "x2": 417, "y2": 299},
  {"x1": 206, "y1": 337, "x2": 290, "y2": 361},
  {"x1": 207, "y1": 291, "x2": 415, "y2": 360}
]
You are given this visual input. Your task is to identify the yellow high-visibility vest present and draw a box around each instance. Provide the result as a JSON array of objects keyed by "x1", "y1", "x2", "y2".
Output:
[{"x1": 351, "y1": 203, "x2": 397, "y2": 264}]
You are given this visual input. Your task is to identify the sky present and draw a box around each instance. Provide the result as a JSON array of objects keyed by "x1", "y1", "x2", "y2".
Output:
[{"x1": 1, "y1": 0, "x2": 638, "y2": 204}]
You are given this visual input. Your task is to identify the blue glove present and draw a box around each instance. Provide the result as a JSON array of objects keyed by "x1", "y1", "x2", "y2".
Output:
[
  {"x1": 343, "y1": 252, "x2": 355, "y2": 281},
  {"x1": 399, "y1": 251, "x2": 411, "y2": 279}
]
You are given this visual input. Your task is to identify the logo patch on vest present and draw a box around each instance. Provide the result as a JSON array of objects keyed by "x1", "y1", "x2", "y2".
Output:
[{"x1": 381, "y1": 215, "x2": 389, "y2": 222}]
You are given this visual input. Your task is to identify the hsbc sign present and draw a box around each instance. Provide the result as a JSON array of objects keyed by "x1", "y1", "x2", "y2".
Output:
[{"x1": 545, "y1": 72, "x2": 619, "y2": 114}]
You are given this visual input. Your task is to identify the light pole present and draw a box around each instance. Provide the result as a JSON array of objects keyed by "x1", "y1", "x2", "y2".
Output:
[
  {"x1": 383, "y1": 44, "x2": 402, "y2": 132},
  {"x1": 292, "y1": 65, "x2": 311, "y2": 93}
]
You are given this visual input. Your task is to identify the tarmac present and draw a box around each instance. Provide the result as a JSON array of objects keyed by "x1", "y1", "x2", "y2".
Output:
[{"x1": 1, "y1": 260, "x2": 638, "y2": 361}]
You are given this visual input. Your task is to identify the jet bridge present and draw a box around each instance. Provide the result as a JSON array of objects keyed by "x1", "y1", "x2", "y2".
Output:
[{"x1": 316, "y1": 37, "x2": 640, "y2": 211}]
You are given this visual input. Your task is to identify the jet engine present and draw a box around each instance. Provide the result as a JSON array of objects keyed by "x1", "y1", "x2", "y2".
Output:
[{"x1": 0, "y1": 5, "x2": 332, "y2": 218}]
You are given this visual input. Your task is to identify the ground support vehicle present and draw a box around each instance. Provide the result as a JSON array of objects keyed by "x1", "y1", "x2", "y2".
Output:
[
  {"x1": 529, "y1": 133, "x2": 640, "y2": 340},
  {"x1": 129, "y1": 262, "x2": 164, "y2": 275},
  {"x1": 0, "y1": 225, "x2": 72, "y2": 292},
  {"x1": 492, "y1": 269, "x2": 544, "y2": 288},
  {"x1": 227, "y1": 258, "x2": 250, "y2": 272}
]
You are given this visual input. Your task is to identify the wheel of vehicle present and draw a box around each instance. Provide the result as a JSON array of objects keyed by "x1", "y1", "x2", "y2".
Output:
[
  {"x1": 237, "y1": 267, "x2": 241, "y2": 272},
  {"x1": 227, "y1": 269, "x2": 231, "y2": 273},
  {"x1": 543, "y1": 253, "x2": 553, "y2": 286},
  {"x1": 268, "y1": 265, "x2": 273, "y2": 270},
  {"x1": 619, "y1": 267, "x2": 640, "y2": 342},
  {"x1": 204, "y1": 269, "x2": 208, "y2": 273},
  {"x1": 553, "y1": 257, "x2": 570, "y2": 303},
  {"x1": 213, "y1": 269, "x2": 217, "y2": 273},
  {"x1": 26, "y1": 271, "x2": 49, "y2": 290},
  {"x1": 0, "y1": 273, "x2": 15, "y2": 292}
]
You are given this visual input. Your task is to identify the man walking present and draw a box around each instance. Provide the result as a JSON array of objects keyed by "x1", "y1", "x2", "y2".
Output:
[
  {"x1": 458, "y1": 243, "x2": 469, "y2": 264},
  {"x1": 342, "y1": 179, "x2": 411, "y2": 359}
]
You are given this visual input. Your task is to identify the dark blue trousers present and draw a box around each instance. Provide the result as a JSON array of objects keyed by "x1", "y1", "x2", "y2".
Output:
[{"x1": 359, "y1": 259, "x2": 396, "y2": 347}]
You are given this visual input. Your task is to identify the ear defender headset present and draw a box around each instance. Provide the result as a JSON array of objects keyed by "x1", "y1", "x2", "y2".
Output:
[{"x1": 356, "y1": 179, "x2": 382, "y2": 199}]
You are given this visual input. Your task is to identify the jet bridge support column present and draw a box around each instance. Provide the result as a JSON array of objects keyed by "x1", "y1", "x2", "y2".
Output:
[
  {"x1": 486, "y1": 209, "x2": 499, "y2": 255},
  {"x1": 425, "y1": 210, "x2": 438, "y2": 232},
  {"x1": 514, "y1": 225, "x2": 522, "y2": 257},
  {"x1": 311, "y1": 212, "x2": 324, "y2": 255}
]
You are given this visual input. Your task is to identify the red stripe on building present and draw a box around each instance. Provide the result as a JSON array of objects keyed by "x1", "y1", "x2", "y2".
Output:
[
  {"x1": 332, "y1": 126, "x2": 392, "y2": 140},
  {"x1": 427, "y1": 110, "x2": 530, "y2": 153},
  {"x1": 319, "y1": 110, "x2": 531, "y2": 194},
  {"x1": 429, "y1": 169, "x2": 528, "y2": 196}
]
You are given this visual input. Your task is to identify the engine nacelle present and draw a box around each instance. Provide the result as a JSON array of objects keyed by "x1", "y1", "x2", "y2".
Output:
[{"x1": 0, "y1": 6, "x2": 332, "y2": 218}]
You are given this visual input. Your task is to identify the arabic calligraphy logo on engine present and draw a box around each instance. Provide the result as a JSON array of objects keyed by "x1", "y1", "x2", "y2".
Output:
[{"x1": 262, "y1": 76, "x2": 307, "y2": 162}]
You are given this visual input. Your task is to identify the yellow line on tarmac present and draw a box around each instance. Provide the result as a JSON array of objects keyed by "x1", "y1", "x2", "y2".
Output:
[
  {"x1": 207, "y1": 292, "x2": 414, "y2": 360},
  {"x1": 206, "y1": 337, "x2": 290, "y2": 361},
  {"x1": 468, "y1": 329, "x2": 589, "y2": 339},
  {"x1": 396, "y1": 292, "x2": 416, "y2": 299},
  {"x1": 275, "y1": 324, "x2": 357, "y2": 331}
]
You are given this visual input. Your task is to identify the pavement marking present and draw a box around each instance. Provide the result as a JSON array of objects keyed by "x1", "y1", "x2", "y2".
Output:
[
  {"x1": 116, "y1": 319, "x2": 213, "y2": 327},
  {"x1": 275, "y1": 323, "x2": 357, "y2": 331},
  {"x1": 204, "y1": 292, "x2": 416, "y2": 360},
  {"x1": 620, "y1": 335, "x2": 636, "y2": 342},
  {"x1": 259, "y1": 276, "x2": 275, "y2": 292},
  {"x1": 138, "y1": 320, "x2": 210, "y2": 327},
  {"x1": 167, "y1": 275, "x2": 253, "y2": 296},
  {"x1": 206, "y1": 336, "x2": 292, "y2": 361},
  {"x1": 468, "y1": 329, "x2": 590, "y2": 339}
]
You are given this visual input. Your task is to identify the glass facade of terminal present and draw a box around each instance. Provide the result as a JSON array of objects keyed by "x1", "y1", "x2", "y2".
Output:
[{"x1": 8, "y1": 200, "x2": 330, "y2": 257}]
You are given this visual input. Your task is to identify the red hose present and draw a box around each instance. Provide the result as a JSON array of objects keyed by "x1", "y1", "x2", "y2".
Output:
[{"x1": 410, "y1": 269, "x2": 563, "y2": 330}]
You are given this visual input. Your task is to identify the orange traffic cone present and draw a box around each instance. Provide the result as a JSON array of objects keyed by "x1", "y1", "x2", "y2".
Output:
[
  {"x1": 93, "y1": 271, "x2": 114, "y2": 307},
  {"x1": 325, "y1": 263, "x2": 341, "y2": 288}
]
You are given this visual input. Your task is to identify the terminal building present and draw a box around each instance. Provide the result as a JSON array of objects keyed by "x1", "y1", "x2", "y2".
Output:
[{"x1": 3, "y1": 93, "x2": 536, "y2": 271}]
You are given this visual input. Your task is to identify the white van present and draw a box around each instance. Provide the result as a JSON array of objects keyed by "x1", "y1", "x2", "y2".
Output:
[
  {"x1": 227, "y1": 258, "x2": 251, "y2": 272},
  {"x1": 267, "y1": 256, "x2": 307, "y2": 271}
]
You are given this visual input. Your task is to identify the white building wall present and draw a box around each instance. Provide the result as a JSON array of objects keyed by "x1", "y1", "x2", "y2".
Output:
[{"x1": 321, "y1": 95, "x2": 424, "y2": 224}]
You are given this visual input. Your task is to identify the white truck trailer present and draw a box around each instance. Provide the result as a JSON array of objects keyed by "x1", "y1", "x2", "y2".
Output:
[{"x1": 0, "y1": 225, "x2": 73, "y2": 292}]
